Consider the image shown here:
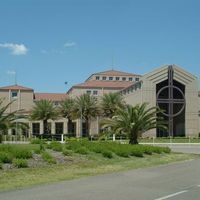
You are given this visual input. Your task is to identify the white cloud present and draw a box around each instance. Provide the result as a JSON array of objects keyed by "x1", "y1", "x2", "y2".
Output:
[
  {"x1": 0, "y1": 43, "x2": 28, "y2": 55},
  {"x1": 64, "y1": 42, "x2": 76, "y2": 47}
]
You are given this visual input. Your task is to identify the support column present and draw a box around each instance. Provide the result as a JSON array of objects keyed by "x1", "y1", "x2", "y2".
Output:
[
  {"x1": 76, "y1": 119, "x2": 81, "y2": 137},
  {"x1": 18, "y1": 89, "x2": 21, "y2": 110},
  {"x1": 8, "y1": 129, "x2": 12, "y2": 135},
  {"x1": 97, "y1": 116, "x2": 99, "y2": 135},
  {"x1": 51, "y1": 121, "x2": 55, "y2": 134},
  {"x1": 63, "y1": 119, "x2": 68, "y2": 134},
  {"x1": 40, "y1": 121, "x2": 43, "y2": 135},
  {"x1": 28, "y1": 122, "x2": 32, "y2": 138}
]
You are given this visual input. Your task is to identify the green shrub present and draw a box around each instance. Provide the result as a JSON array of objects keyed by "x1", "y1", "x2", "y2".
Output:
[
  {"x1": 151, "y1": 147, "x2": 162, "y2": 154},
  {"x1": 31, "y1": 138, "x2": 46, "y2": 144},
  {"x1": 46, "y1": 143, "x2": 51, "y2": 149},
  {"x1": 13, "y1": 159, "x2": 28, "y2": 168},
  {"x1": 0, "y1": 144, "x2": 12, "y2": 152},
  {"x1": 40, "y1": 143, "x2": 45, "y2": 151},
  {"x1": 49, "y1": 141, "x2": 63, "y2": 152},
  {"x1": 13, "y1": 149, "x2": 32, "y2": 159},
  {"x1": 34, "y1": 148, "x2": 42, "y2": 154},
  {"x1": 143, "y1": 149, "x2": 152, "y2": 155},
  {"x1": 162, "y1": 147, "x2": 171, "y2": 153},
  {"x1": 65, "y1": 137, "x2": 78, "y2": 142},
  {"x1": 75, "y1": 147, "x2": 88, "y2": 155},
  {"x1": 62, "y1": 141, "x2": 170, "y2": 158},
  {"x1": 65, "y1": 141, "x2": 83, "y2": 151},
  {"x1": 130, "y1": 149, "x2": 144, "y2": 157},
  {"x1": 42, "y1": 151, "x2": 56, "y2": 164},
  {"x1": 141, "y1": 146, "x2": 153, "y2": 155},
  {"x1": 91, "y1": 145, "x2": 104, "y2": 153},
  {"x1": 0, "y1": 152, "x2": 13, "y2": 163},
  {"x1": 62, "y1": 149, "x2": 73, "y2": 156},
  {"x1": 116, "y1": 150, "x2": 129, "y2": 158},
  {"x1": 0, "y1": 162, "x2": 2, "y2": 169},
  {"x1": 102, "y1": 150, "x2": 113, "y2": 159}
]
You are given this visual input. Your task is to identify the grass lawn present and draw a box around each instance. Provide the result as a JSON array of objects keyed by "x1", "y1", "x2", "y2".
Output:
[{"x1": 0, "y1": 142, "x2": 199, "y2": 191}]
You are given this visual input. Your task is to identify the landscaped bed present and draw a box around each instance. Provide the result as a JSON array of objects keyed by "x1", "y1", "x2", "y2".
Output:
[{"x1": 0, "y1": 140, "x2": 199, "y2": 191}]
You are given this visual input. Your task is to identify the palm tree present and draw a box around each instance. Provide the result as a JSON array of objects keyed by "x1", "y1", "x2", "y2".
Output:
[
  {"x1": 31, "y1": 100, "x2": 58, "y2": 134},
  {"x1": 0, "y1": 99, "x2": 27, "y2": 142},
  {"x1": 101, "y1": 103, "x2": 166, "y2": 144},
  {"x1": 72, "y1": 94, "x2": 99, "y2": 137},
  {"x1": 101, "y1": 92, "x2": 125, "y2": 118},
  {"x1": 60, "y1": 98, "x2": 75, "y2": 135}
]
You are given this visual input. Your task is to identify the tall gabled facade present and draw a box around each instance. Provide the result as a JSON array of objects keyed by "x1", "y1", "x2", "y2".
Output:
[{"x1": 122, "y1": 64, "x2": 199, "y2": 137}]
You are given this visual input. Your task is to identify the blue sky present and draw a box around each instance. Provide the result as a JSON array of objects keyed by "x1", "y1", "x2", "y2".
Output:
[{"x1": 0, "y1": 0, "x2": 199, "y2": 92}]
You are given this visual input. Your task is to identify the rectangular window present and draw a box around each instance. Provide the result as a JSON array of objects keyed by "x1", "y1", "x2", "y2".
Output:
[
  {"x1": 68, "y1": 122, "x2": 76, "y2": 136},
  {"x1": 11, "y1": 91, "x2": 18, "y2": 98},
  {"x1": 22, "y1": 123, "x2": 29, "y2": 137},
  {"x1": 129, "y1": 77, "x2": 133, "y2": 81},
  {"x1": 116, "y1": 77, "x2": 120, "y2": 81},
  {"x1": 96, "y1": 76, "x2": 100, "y2": 80},
  {"x1": 135, "y1": 77, "x2": 139, "y2": 81},
  {"x1": 47, "y1": 123, "x2": 51, "y2": 134},
  {"x1": 102, "y1": 76, "x2": 107, "y2": 80},
  {"x1": 93, "y1": 90, "x2": 98, "y2": 95},
  {"x1": 109, "y1": 77, "x2": 113, "y2": 80},
  {"x1": 55, "y1": 122, "x2": 63, "y2": 134},
  {"x1": 32, "y1": 123, "x2": 40, "y2": 135},
  {"x1": 82, "y1": 122, "x2": 87, "y2": 137},
  {"x1": 54, "y1": 101, "x2": 59, "y2": 106},
  {"x1": 122, "y1": 77, "x2": 126, "y2": 81},
  {"x1": 86, "y1": 90, "x2": 91, "y2": 94}
]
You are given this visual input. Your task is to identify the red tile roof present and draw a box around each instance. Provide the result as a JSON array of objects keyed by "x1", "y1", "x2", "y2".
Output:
[
  {"x1": 34, "y1": 93, "x2": 68, "y2": 101},
  {"x1": 0, "y1": 84, "x2": 33, "y2": 91},
  {"x1": 95, "y1": 69, "x2": 140, "y2": 76},
  {"x1": 86, "y1": 69, "x2": 141, "y2": 81},
  {"x1": 68, "y1": 81, "x2": 134, "y2": 93}
]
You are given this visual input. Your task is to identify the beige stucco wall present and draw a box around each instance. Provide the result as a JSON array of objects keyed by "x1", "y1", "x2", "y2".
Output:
[
  {"x1": 87, "y1": 74, "x2": 141, "y2": 82},
  {"x1": 0, "y1": 89, "x2": 34, "y2": 113},
  {"x1": 172, "y1": 67, "x2": 199, "y2": 137},
  {"x1": 0, "y1": 90, "x2": 10, "y2": 108},
  {"x1": 20, "y1": 91, "x2": 34, "y2": 111},
  {"x1": 123, "y1": 65, "x2": 200, "y2": 137},
  {"x1": 68, "y1": 87, "x2": 121, "y2": 98}
]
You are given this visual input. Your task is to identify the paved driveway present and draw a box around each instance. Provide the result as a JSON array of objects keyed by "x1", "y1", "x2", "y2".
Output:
[
  {"x1": 1, "y1": 159, "x2": 200, "y2": 200},
  {"x1": 151, "y1": 143, "x2": 200, "y2": 154}
]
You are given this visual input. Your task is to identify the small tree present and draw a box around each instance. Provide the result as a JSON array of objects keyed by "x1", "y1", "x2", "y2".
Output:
[
  {"x1": 72, "y1": 94, "x2": 99, "y2": 137},
  {"x1": 101, "y1": 92, "x2": 125, "y2": 118},
  {"x1": 0, "y1": 99, "x2": 27, "y2": 143},
  {"x1": 101, "y1": 103, "x2": 166, "y2": 144},
  {"x1": 31, "y1": 100, "x2": 58, "y2": 134},
  {"x1": 60, "y1": 98, "x2": 75, "y2": 135}
]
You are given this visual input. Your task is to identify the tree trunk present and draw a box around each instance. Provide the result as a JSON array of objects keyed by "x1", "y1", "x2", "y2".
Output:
[
  {"x1": 129, "y1": 131, "x2": 138, "y2": 145},
  {"x1": 43, "y1": 119, "x2": 48, "y2": 134},
  {"x1": 85, "y1": 118, "x2": 90, "y2": 138},
  {"x1": 68, "y1": 118, "x2": 72, "y2": 134}
]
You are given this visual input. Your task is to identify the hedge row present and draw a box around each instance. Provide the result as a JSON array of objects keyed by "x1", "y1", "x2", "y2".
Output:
[{"x1": 65, "y1": 141, "x2": 171, "y2": 158}]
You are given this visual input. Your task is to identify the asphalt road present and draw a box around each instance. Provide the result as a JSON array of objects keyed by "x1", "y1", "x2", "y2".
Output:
[{"x1": 1, "y1": 159, "x2": 200, "y2": 200}]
